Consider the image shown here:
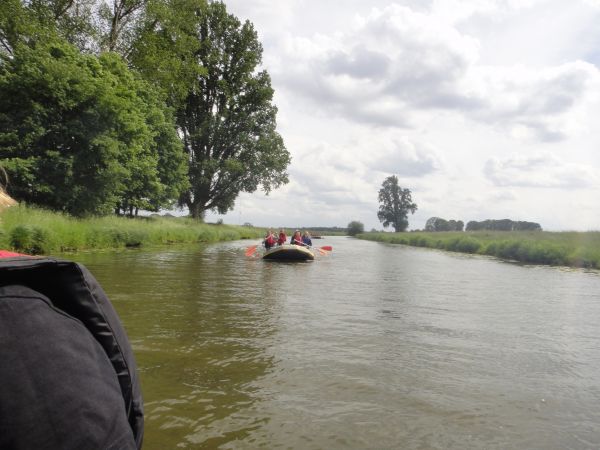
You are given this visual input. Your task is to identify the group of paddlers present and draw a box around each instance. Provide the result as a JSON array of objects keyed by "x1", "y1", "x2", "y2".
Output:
[{"x1": 264, "y1": 228, "x2": 312, "y2": 249}]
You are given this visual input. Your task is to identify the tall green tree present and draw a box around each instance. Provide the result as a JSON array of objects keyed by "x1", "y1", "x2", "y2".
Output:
[
  {"x1": 0, "y1": 39, "x2": 186, "y2": 216},
  {"x1": 98, "y1": 0, "x2": 147, "y2": 53},
  {"x1": 131, "y1": 0, "x2": 290, "y2": 219},
  {"x1": 377, "y1": 175, "x2": 417, "y2": 232},
  {"x1": 0, "y1": 0, "x2": 148, "y2": 57},
  {"x1": 130, "y1": 0, "x2": 207, "y2": 109},
  {"x1": 0, "y1": 0, "x2": 98, "y2": 56}
]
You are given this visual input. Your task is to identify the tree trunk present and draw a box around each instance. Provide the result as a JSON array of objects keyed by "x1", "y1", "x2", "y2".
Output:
[{"x1": 188, "y1": 201, "x2": 205, "y2": 220}]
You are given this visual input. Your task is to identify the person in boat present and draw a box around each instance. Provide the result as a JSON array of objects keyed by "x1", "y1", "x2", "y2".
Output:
[
  {"x1": 302, "y1": 231, "x2": 312, "y2": 247},
  {"x1": 290, "y1": 230, "x2": 302, "y2": 246},
  {"x1": 277, "y1": 228, "x2": 287, "y2": 246},
  {"x1": 264, "y1": 229, "x2": 276, "y2": 249},
  {"x1": 0, "y1": 188, "x2": 143, "y2": 449}
]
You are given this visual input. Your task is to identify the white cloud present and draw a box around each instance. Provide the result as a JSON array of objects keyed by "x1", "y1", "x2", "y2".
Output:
[
  {"x1": 484, "y1": 153, "x2": 600, "y2": 188},
  {"x1": 489, "y1": 190, "x2": 518, "y2": 201},
  {"x1": 274, "y1": 5, "x2": 480, "y2": 127},
  {"x1": 470, "y1": 61, "x2": 600, "y2": 141},
  {"x1": 268, "y1": 4, "x2": 600, "y2": 143},
  {"x1": 205, "y1": 0, "x2": 600, "y2": 231},
  {"x1": 369, "y1": 136, "x2": 442, "y2": 177},
  {"x1": 431, "y1": 0, "x2": 546, "y2": 24}
]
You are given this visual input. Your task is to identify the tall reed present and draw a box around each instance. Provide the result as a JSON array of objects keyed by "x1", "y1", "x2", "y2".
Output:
[
  {"x1": 0, "y1": 205, "x2": 265, "y2": 254},
  {"x1": 359, "y1": 231, "x2": 600, "y2": 269}
]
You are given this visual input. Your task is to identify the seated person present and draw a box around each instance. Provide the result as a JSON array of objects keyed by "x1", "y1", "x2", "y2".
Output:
[
  {"x1": 290, "y1": 230, "x2": 302, "y2": 246},
  {"x1": 277, "y1": 228, "x2": 287, "y2": 246},
  {"x1": 264, "y1": 229, "x2": 276, "y2": 249},
  {"x1": 302, "y1": 231, "x2": 312, "y2": 247}
]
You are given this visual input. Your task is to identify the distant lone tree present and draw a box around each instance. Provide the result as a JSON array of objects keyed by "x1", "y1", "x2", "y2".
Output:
[
  {"x1": 347, "y1": 220, "x2": 364, "y2": 236},
  {"x1": 377, "y1": 175, "x2": 417, "y2": 232},
  {"x1": 425, "y1": 217, "x2": 464, "y2": 232}
]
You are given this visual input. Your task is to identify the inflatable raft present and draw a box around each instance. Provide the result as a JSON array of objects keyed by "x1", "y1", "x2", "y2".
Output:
[{"x1": 263, "y1": 244, "x2": 315, "y2": 261}]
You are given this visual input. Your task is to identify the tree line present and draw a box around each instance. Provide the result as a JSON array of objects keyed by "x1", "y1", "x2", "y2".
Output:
[
  {"x1": 425, "y1": 218, "x2": 541, "y2": 232},
  {"x1": 0, "y1": 0, "x2": 290, "y2": 218}
]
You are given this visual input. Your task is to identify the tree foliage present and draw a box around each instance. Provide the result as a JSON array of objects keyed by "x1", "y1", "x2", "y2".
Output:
[
  {"x1": 0, "y1": 0, "x2": 98, "y2": 55},
  {"x1": 465, "y1": 219, "x2": 542, "y2": 232},
  {"x1": 132, "y1": 0, "x2": 290, "y2": 218},
  {"x1": 0, "y1": 40, "x2": 186, "y2": 216},
  {"x1": 377, "y1": 175, "x2": 417, "y2": 232},
  {"x1": 0, "y1": 0, "x2": 289, "y2": 219},
  {"x1": 347, "y1": 220, "x2": 364, "y2": 236},
  {"x1": 0, "y1": 0, "x2": 146, "y2": 56},
  {"x1": 425, "y1": 217, "x2": 464, "y2": 232}
]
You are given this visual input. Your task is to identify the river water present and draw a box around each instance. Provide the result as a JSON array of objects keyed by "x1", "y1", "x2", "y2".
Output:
[{"x1": 73, "y1": 236, "x2": 600, "y2": 449}]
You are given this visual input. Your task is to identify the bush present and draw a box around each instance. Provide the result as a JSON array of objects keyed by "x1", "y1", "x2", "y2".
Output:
[
  {"x1": 347, "y1": 221, "x2": 364, "y2": 236},
  {"x1": 455, "y1": 237, "x2": 481, "y2": 254},
  {"x1": 10, "y1": 225, "x2": 32, "y2": 252},
  {"x1": 9, "y1": 225, "x2": 54, "y2": 254}
]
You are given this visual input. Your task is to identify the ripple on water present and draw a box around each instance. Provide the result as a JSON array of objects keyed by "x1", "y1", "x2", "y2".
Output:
[{"x1": 73, "y1": 238, "x2": 600, "y2": 449}]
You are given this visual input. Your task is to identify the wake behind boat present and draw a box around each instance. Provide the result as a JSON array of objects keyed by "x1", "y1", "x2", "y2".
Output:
[{"x1": 262, "y1": 244, "x2": 315, "y2": 261}]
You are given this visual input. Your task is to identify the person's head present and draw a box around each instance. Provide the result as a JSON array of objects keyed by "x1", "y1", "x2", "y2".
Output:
[
  {"x1": 303, "y1": 231, "x2": 310, "y2": 237},
  {"x1": 279, "y1": 228, "x2": 285, "y2": 234}
]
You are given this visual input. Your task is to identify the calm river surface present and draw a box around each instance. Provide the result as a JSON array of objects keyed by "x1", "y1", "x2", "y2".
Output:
[{"x1": 72, "y1": 236, "x2": 600, "y2": 449}]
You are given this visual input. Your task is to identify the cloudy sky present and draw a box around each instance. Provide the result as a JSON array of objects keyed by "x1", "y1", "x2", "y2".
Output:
[{"x1": 205, "y1": 0, "x2": 600, "y2": 231}]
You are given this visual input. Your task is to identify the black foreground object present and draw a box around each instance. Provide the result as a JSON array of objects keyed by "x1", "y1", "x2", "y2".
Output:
[{"x1": 0, "y1": 257, "x2": 143, "y2": 450}]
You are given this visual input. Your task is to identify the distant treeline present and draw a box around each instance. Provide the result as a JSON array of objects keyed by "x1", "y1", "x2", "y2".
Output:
[
  {"x1": 465, "y1": 219, "x2": 542, "y2": 231},
  {"x1": 425, "y1": 217, "x2": 541, "y2": 232},
  {"x1": 425, "y1": 217, "x2": 464, "y2": 232},
  {"x1": 303, "y1": 227, "x2": 347, "y2": 235}
]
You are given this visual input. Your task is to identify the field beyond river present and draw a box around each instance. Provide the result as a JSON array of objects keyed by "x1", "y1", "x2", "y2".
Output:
[{"x1": 358, "y1": 230, "x2": 600, "y2": 269}]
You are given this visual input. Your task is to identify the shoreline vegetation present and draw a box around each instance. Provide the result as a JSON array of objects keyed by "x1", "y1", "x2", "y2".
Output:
[
  {"x1": 358, "y1": 231, "x2": 600, "y2": 269},
  {"x1": 0, "y1": 205, "x2": 266, "y2": 254}
]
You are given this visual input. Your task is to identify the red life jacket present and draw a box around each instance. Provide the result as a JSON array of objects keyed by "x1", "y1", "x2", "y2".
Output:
[
  {"x1": 277, "y1": 233, "x2": 286, "y2": 245},
  {"x1": 0, "y1": 250, "x2": 27, "y2": 258}
]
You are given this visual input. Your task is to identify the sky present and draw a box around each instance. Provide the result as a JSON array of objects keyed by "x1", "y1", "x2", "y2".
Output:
[{"x1": 203, "y1": 0, "x2": 600, "y2": 231}]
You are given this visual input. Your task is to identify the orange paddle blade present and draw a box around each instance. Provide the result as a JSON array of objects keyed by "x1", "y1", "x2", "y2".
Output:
[
  {"x1": 320, "y1": 246, "x2": 332, "y2": 251},
  {"x1": 245, "y1": 245, "x2": 258, "y2": 256}
]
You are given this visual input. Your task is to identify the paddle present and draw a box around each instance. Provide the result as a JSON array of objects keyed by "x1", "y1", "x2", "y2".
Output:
[
  {"x1": 245, "y1": 245, "x2": 258, "y2": 257},
  {"x1": 293, "y1": 240, "x2": 333, "y2": 254}
]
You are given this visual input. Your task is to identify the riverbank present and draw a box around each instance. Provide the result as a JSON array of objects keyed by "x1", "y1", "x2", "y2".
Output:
[
  {"x1": 0, "y1": 205, "x2": 266, "y2": 254},
  {"x1": 358, "y1": 231, "x2": 600, "y2": 269}
]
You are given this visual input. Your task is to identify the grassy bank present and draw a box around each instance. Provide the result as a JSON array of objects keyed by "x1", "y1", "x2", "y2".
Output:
[
  {"x1": 0, "y1": 205, "x2": 266, "y2": 254},
  {"x1": 358, "y1": 231, "x2": 600, "y2": 269}
]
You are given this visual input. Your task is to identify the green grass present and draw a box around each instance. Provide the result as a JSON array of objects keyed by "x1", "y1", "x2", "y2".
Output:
[
  {"x1": 358, "y1": 230, "x2": 600, "y2": 269},
  {"x1": 0, "y1": 205, "x2": 266, "y2": 254}
]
